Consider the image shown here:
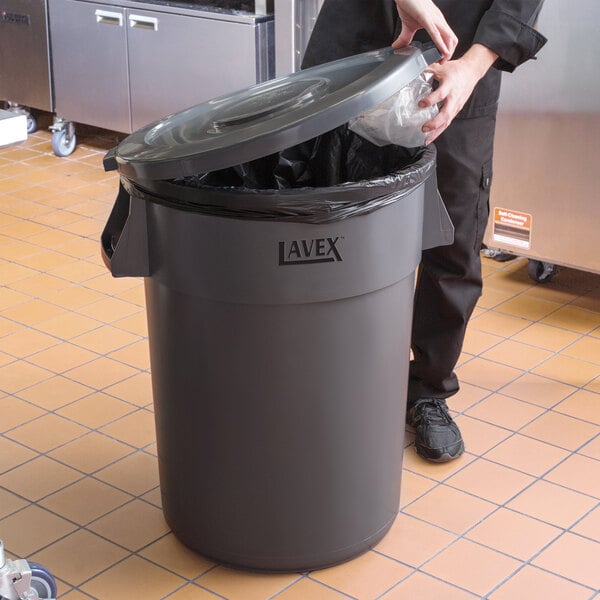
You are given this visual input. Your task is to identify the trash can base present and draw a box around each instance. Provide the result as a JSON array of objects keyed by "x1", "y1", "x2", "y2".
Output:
[{"x1": 168, "y1": 514, "x2": 398, "y2": 573}]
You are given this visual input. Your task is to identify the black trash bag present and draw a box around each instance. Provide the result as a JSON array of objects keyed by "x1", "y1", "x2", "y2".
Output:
[{"x1": 122, "y1": 125, "x2": 436, "y2": 223}]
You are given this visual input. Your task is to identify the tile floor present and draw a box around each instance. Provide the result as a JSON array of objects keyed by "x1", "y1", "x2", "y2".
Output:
[{"x1": 1, "y1": 117, "x2": 599, "y2": 599}]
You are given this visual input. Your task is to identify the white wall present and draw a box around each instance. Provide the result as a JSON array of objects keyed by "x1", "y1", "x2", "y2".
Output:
[{"x1": 499, "y1": 0, "x2": 600, "y2": 113}]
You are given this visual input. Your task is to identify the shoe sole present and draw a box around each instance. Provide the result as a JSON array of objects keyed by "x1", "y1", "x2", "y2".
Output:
[{"x1": 414, "y1": 441, "x2": 465, "y2": 463}]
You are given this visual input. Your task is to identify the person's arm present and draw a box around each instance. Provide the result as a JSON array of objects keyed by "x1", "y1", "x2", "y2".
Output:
[{"x1": 391, "y1": 0, "x2": 458, "y2": 63}]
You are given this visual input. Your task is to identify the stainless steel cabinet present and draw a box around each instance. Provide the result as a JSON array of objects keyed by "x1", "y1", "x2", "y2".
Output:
[
  {"x1": 49, "y1": 0, "x2": 273, "y2": 134},
  {"x1": 49, "y1": 0, "x2": 130, "y2": 132}
]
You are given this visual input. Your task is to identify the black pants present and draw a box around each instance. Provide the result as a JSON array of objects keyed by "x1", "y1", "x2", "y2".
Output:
[
  {"x1": 302, "y1": 0, "x2": 499, "y2": 403},
  {"x1": 408, "y1": 114, "x2": 497, "y2": 402}
]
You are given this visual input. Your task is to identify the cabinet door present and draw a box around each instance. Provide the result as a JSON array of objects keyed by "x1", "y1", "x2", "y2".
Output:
[
  {"x1": 49, "y1": 0, "x2": 131, "y2": 132},
  {"x1": 127, "y1": 10, "x2": 260, "y2": 131}
]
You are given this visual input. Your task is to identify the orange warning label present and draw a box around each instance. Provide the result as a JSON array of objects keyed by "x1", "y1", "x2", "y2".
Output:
[{"x1": 492, "y1": 207, "x2": 532, "y2": 249}]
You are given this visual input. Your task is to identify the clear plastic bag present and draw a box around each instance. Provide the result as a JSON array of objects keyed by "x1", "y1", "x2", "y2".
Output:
[{"x1": 348, "y1": 72, "x2": 438, "y2": 148}]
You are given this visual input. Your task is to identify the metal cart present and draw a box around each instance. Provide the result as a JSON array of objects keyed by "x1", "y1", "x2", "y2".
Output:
[{"x1": 484, "y1": 0, "x2": 600, "y2": 282}]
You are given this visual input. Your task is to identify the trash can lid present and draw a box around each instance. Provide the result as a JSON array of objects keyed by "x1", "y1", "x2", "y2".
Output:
[{"x1": 105, "y1": 44, "x2": 441, "y2": 180}]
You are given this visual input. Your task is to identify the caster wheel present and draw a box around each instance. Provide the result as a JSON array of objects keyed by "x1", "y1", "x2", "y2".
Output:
[
  {"x1": 26, "y1": 113, "x2": 38, "y2": 134},
  {"x1": 51, "y1": 128, "x2": 76, "y2": 157},
  {"x1": 28, "y1": 562, "x2": 57, "y2": 598},
  {"x1": 528, "y1": 259, "x2": 557, "y2": 283}
]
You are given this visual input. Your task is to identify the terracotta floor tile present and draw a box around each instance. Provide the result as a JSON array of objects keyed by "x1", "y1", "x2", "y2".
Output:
[
  {"x1": 488, "y1": 565, "x2": 593, "y2": 600},
  {"x1": 0, "y1": 396, "x2": 45, "y2": 431},
  {"x1": 0, "y1": 288, "x2": 31, "y2": 312},
  {"x1": 63, "y1": 357, "x2": 139, "y2": 390},
  {"x1": 78, "y1": 297, "x2": 143, "y2": 324},
  {"x1": 6, "y1": 413, "x2": 88, "y2": 453},
  {"x1": 16, "y1": 374, "x2": 94, "y2": 410},
  {"x1": 403, "y1": 484, "x2": 496, "y2": 534},
  {"x1": 0, "y1": 455, "x2": 82, "y2": 501},
  {"x1": 0, "y1": 488, "x2": 28, "y2": 520},
  {"x1": 0, "y1": 360, "x2": 53, "y2": 394},
  {"x1": 19, "y1": 249, "x2": 77, "y2": 272},
  {"x1": 579, "y1": 435, "x2": 600, "y2": 460},
  {"x1": 477, "y1": 285, "x2": 515, "y2": 310},
  {"x1": 140, "y1": 534, "x2": 215, "y2": 580},
  {"x1": 35, "y1": 312, "x2": 102, "y2": 339},
  {"x1": 274, "y1": 577, "x2": 350, "y2": 600},
  {"x1": 0, "y1": 314, "x2": 21, "y2": 336},
  {"x1": 381, "y1": 571, "x2": 476, "y2": 599},
  {"x1": 484, "y1": 434, "x2": 570, "y2": 476},
  {"x1": 141, "y1": 487, "x2": 163, "y2": 509},
  {"x1": 554, "y1": 389, "x2": 600, "y2": 424},
  {"x1": 81, "y1": 556, "x2": 184, "y2": 600},
  {"x1": 307, "y1": 551, "x2": 411, "y2": 600},
  {"x1": 533, "y1": 354, "x2": 600, "y2": 388},
  {"x1": 95, "y1": 451, "x2": 159, "y2": 496},
  {"x1": 520, "y1": 411, "x2": 599, "y2": 451},
  {"x1": 10, "y1": 273, "x2": 69, "y2": 297},
  {"x1": 447, "y1": 382, "x2": 490, "y2": 413},
  {"x1": 466, "y1": 507, "x2": 561, "y2": 560},
  {"x1": 45, "y1": 284, "x2": 104, "y2": 310},
  {"x1": 422, "y1": 538, "x2": 521, "y2": 598},
  {"x1": 496, "y1": 294, "x2": 562, "y2": 321},
  {"x1": 32, "y1": 209, "x2": 83, "y2": 229},
  {"x1": 72, "y1": 325, "x2": 141, "y2": 355},
  {"x1": 88, "y1": 500, "x2": 169, "y2": 551},
  {"x1": 446, "y1": 458, "x2": 534, "y2": 504},
  {"x1": 27, "y1": 342, "x2": 99, "y2": 373},
  {"x1": 48, "y1": 432, "x2": 133, "y2": 473},
  {"x1": 562, "y1": 336, "x2": 600, "y2": 365},
  {"x1": 47, "y1": 258, "x2": 105, "y2": 283},
  {"x1": 375, "y1": 513, "x2": 455, "y2": 567},
  {"x1": 507, "y1": 480, "x2": 597, "y2": 528},
  {"x1": 116, "y1": 284, "x2": 146, "y2": 306},
  {"x1": 500, "y1": 373, "x2": 576, "y2": 408},
  {"x1": 453, "y1": 415, "x2": 512, "y2": 455},
  {"x1": 585, "y1": 375, "x2": 600, "y2": 393},
  {"x1": 99, "y1": 409, "x2": 156, "y2": 448},
  {"x1": 166, "y1": 585, "x2": 222, "y2": 599},
  {"x1": 108, "y1": 340, "x2": 150, "y2": 371},
  {"x1": 112, "y1": 311, "x2": 148, "y2": 336},
  {"x1": 84, "y1": 273, "x2": 143, "y2": 296},
  {"x1": 0, "y1": 436, "x2": 37, "y2": 473},
  {"x1": 27, "y1": 228, "x2": 80, "y2": 249},
  {"x1": 532, "y1": 533, "x2": 600, "y2": 590},
  {"x1": 398, "y1": 470, "x2": 436, "y2": 508},
  {"x1": 481, "y1": 339, "x2": 553, "y2": 371},
  {"x1": 462, "y1": 328, "x2": 503, "y2": 355},
  {"x1": 470, "y1": 310, "x2": 531, "y2": 337},
  {"x1": 57, "y1": 392, "x2": 136, "y2": 428},
  {"x1": 0, "y1": 504, "x2": 77, "y2": 557},
  {"x1": 455, "y1": 357, "x2": 523, "y2": 391},
  {"x1": 41, "y1": 477, "x2": 131, "y2": 525},
  {"x1": 197, "y1": 566, "x2": 299, "y2": 600},
  {"x1": 61, "y1": 217, "x2": 103, "y2": 238},
  {"x1": 3, "y1": 328, "x2": 60, "y2": 359},
  {"x1": 541, "y1": 305, "x2": 600, "y2": 334},
  {"x1": 1, "y1": 299, "x2": 65, "y2": 325},
  {"x1": 544, "y1": 453, "x2": 600, "y2": 498},
  {"x1": 464, "y1": 393, "x2": 545, "y2": 431},
  {"x1": 103, "y1": 372, "x2": 154, "y2": 407},
  {"x1": 31, "y1": 529, "x2": 129, "y2": 587}
]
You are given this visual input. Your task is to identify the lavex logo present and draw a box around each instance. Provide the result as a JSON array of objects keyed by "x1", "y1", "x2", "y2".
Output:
[
  {"x1": 278, "y1": 237, "x2": 343, "y2": 266},
  {"x1": 0, "y1": 10, "x2": 30, "y2": 25}
]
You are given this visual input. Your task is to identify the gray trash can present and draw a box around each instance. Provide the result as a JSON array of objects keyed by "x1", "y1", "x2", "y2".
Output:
[{"x1": 101, "y1": 45, "x2": 453, "y2": 572}]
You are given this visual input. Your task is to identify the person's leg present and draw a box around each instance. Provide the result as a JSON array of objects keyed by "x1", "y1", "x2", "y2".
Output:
[{"x1": 408, "y1": 113, "x2": 497, "y2": 461}]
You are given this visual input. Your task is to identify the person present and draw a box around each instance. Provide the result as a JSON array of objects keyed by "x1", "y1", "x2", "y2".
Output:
[{"x1": 302, "y1": 0, "x2": 547, "y2": 462}]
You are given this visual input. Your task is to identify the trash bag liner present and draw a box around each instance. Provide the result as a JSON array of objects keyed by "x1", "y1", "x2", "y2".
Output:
[{"x1": 121, "y1": 125, "x2": 436, "y2": 224}]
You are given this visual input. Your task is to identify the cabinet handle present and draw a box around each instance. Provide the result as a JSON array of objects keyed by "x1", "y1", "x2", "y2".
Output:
[
  {"x1": 95, "y1": 9, "x2": 124, "y2": 26},
  {"x1": 129, "y1": 14, "x2": 159, "y2": 31}
]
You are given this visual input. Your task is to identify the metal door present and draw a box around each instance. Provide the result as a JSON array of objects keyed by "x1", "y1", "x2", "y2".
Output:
[{"x1": 49, "y1": 0, "x2": 131, "y2": 132}]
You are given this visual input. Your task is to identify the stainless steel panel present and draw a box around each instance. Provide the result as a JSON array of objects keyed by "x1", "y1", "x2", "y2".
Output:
[
  {"x1": 274, "y1": 0, "x2": 323, "y2": 76},
  {"x1": 127, "y1": 8, "x2": 266, "y2": 130},
  {"x1": 49, "y1": 0, "x2": 131, "y2": 132},
  {"x1": 485, "y1": 0, "x2": 600, "y2": 274},
  {"x1": 0, "y1": 0, "x2": 53, "y2": 111}
]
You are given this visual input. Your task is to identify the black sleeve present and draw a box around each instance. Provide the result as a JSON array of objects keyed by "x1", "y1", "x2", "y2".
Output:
[{"x1": 473, "y1": 0, "x2": 548, "y2": 72}]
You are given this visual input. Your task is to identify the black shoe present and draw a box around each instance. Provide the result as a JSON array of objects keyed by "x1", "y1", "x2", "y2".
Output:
[{"x1": 407, "y1": 398, "x2": 464, "y2": 463}]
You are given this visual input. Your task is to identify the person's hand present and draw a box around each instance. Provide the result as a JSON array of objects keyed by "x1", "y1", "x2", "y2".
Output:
[
  {"x1": 391, "y1": 0, "x2": 458, "y2": 63},
  {"x1": 419, "y1": 44, "x2": 499, "y2": 143}
]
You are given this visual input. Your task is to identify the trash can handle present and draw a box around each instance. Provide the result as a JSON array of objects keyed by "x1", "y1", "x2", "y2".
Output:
[
  {"x1": 101, "y1": 182, "x2": 151, "y2": 277},
  {"x1": 422, "y1": 172, "x2": 454, "y2": 250}
]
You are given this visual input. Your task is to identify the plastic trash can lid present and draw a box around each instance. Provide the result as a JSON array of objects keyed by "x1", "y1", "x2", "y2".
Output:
[{"x1": 105, "y1": 44, "x2": 441, "y2": 180}]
